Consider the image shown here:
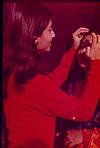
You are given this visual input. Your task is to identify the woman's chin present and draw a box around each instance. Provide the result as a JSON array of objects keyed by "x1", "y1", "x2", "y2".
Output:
[
  {"x1": 45, "y1": 46, "x2": 51, "y2": 52},
  {"x1": 39, "y1": 47, "x2": 51, "y2": 53},
  {"x1": 47, "y1": 48, "x2": 51, "y2": 52}
]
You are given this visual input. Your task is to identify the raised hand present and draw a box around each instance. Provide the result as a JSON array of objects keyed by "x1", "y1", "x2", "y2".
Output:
[
  {"x1": 77, "y1": 33, "x2": 100, "y2": 69},
  {"x1": 86, "y1": 33, "x2": 100, "y2": 60},
  {"x1": 72, "y1": 27, "x2": 89, "y2": 50}
]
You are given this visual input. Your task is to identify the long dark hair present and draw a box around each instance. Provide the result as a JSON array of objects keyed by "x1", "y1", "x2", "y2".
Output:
[{"x1": 3, "y1": 2, "x2": 52, "y2": 98}]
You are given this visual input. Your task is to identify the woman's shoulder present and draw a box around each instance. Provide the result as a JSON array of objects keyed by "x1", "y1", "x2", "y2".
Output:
[
  {"x1": 7, "y1": 73, "x2": 52, "y2": 98},
  {"x1": 27, "y1": 74, "x2": 51, "y2": 88}
]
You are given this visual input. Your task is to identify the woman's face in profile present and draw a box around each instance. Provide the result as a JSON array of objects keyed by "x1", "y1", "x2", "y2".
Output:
[{"x1": 36, "y1": 19, "x2": 55, "y2": 52}]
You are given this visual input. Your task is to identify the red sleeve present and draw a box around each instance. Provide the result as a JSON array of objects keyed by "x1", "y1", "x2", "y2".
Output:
[
  {"x1": 33, "y1": 61, "x2": 100, "y2": 121},
  {"x1": 49, "y1": 47, "x2": 76, "y2": 86}
]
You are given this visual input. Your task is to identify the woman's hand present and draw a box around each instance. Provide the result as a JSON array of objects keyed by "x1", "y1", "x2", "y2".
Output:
[
  {"x1": 77, "y1": 33, "x2": 100, "y2": 68},
  {"x1": 64, "y1": 129, "x2": 83, "y2": 147},
  {"x1": 72, "y1": 27, "x2": 89, "y2": 50},
  {"x1": 86, "y1": 33, "x2": 100, "y2": 60}
]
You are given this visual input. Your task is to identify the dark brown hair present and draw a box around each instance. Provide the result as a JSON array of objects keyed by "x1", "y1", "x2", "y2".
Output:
[{"x1": 3, "y1": 2, "x2": 52, "y2": 98}]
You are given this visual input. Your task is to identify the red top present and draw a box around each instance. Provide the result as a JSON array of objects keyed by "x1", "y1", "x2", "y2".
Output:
[{"x1": 4, "y1": 48, "x2": 100, "y2": 148}]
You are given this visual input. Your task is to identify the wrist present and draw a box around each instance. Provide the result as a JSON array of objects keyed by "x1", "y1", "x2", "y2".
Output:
[{"x1": 73, "y1": 42, "x2": 79, "y2": 50}]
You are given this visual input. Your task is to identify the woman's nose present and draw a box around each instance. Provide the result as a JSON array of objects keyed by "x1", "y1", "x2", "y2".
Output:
[{"x1": 51, "y1": 30, "x2": 55, "y2": 38}]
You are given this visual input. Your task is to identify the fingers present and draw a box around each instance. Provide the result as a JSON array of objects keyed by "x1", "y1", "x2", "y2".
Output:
[
  {"x1": 89, "y1": 33, "x2": 100, "y2": 60},
  {"x1": 72, "y1": 27, "x2": 89, "y2": 50},
  {"x1": 79, "y1": 46, "x2": 93, "y2": 59},
  {"x1": 75, "y1": 27, "x2": 89, "y2": 33},
  {"x1": 78, "y1": 48, "x2": 86, "y2": 55},
  {"x1": 91, "y1": 32, "x2": 97, "y2": 49},
  {"x1": 78, "y1": 33, "x2": 100, "y2": 60},
  {"x1": 97, "y1": 34, "x2": 100, "y2": 43},
  {"x1": 73, "y1": 27, "x2": 89, "y2": 38},
  {"x1": 86, "y1": 47, "x2": 91, "y2": 57},
  {"x1": 78, "y1": 47, "x2": 89, "y2": 56}
]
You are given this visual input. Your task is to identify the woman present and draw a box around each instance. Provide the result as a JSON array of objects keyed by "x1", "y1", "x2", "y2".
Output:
[{"x1": 3, "y1": 2, "x2": 100, "y2": 148}]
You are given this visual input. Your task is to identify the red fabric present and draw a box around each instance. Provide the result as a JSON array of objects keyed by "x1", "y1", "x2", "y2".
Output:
[
  {"x1": 4, "y1": 48, "x2": 100, "y2": 148},
  {"x1": 82, "y1": 128, "x2": 100, "y2": 148}
]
